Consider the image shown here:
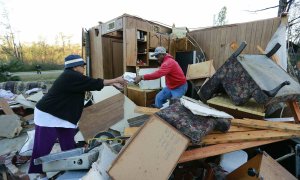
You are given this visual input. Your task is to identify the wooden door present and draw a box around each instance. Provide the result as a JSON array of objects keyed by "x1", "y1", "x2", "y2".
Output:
[
  {"x1": 112, "y1": 39, "x2": 124, "y2": 77},
  {"x1": 126, "y1": 28, "x2": 137, "y2": 66}
]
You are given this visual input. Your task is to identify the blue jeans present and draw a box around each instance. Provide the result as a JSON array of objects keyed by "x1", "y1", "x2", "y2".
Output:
[{"x1": 155, "y1": 82, "x2": 188, "y2": 108}]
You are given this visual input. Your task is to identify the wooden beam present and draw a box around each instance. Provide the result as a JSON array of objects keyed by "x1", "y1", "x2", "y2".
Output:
[
  {"x1": 202, "y1": 130, "x2": 299, "y2": 145},
  {"x1": 288, "y1": 101, "x2": 300, "y2": 123},
  {"x1": 211, "y1": 125, "x2": 256, "y2": 134},
  {"x1": 231, "y1": 118, "x2": 300, "y2": 134},
  {"x1": 134, "y1": 106, "x2": 159, "y2": 115},
  {"x1": 179, "y1": 139, "x2": 284, "y2": 163}
]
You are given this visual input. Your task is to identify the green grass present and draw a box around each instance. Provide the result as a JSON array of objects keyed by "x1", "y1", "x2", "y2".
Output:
[{"x1": 16, "y1": 71, "x2": 62, "y2": 82}]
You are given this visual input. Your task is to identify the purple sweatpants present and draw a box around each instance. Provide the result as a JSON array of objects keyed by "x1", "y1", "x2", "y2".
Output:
[{"x1": 28, "y1": 125, "x2": 76, "y2": 174}]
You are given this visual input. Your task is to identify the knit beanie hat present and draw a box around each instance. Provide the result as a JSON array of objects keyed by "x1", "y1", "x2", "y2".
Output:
[{"x1": 64, "y1": 54, "x2": 86, "y2": 69}]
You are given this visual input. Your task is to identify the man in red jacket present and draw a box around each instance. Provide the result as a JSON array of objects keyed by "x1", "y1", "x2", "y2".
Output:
[{"x1": 134, "y1": 46, "x2": 187, "y2": 108}]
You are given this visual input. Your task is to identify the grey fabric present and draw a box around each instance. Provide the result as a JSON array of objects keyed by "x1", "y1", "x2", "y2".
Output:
[{"x1": 238, "y1": 55, "x2": 300, "y2": 95}]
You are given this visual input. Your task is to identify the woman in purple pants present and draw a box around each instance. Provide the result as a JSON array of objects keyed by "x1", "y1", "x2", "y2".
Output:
[{"x1": 28, "y1": 54, "x2": 127, "y2": 179}]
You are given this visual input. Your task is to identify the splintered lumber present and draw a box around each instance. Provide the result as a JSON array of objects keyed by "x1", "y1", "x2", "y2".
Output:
[
  {"x1": 134, "y1": 106, "x2": 159, "y2": 115},
  {"x1": 231, "y1": 118, "x2": 300, "y2": 134},
  {"x1": 178, "y1": 139, "x2": 283, "y2": 163},
  {"x1": 202, "y1": 130, "x2": 300, "y2": 145}
]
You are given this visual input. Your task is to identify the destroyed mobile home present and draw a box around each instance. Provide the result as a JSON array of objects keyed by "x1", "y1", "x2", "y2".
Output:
[{"x1": 1, "y1": 14, "x2": 300, "y2": 179}]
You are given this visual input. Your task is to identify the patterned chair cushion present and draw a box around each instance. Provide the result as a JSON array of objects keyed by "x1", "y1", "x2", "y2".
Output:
[{"x1": 155, "y1": 99, "x2": 231, "y2": 144}]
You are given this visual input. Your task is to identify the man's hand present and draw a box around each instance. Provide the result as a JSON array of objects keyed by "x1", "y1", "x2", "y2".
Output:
[{"x1": 134, "y1": 75, "x2": 143, "y2": 84}]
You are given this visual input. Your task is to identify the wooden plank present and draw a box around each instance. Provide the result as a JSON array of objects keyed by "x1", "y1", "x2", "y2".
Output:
[
  {"x1": 211, "y1": 125, "x2": 256, "y2": 134},
  {"x1": 232, "y1": 118, "x2": 300, "y2": 133},
  {"x1": 78, "y1": 93, "x2": 124, "y2": 141},
  {"x1": 202, "y1": 130, "x2": 299, "y2": 145},
  {"x1": 179, "y1": 139, "x2": 283, "y2": 163},
  {"x1": 288, "y1": 101, "x2": 300, "y2": 123},
  {"x1": 0, "y1": 98, "x2": 14, "y2": 115},
  {"x1": 124, "y1": 125, "x2": 257, "y2": 137},
  {"x1": 134, "y1": 106, "x2": 159, "y2": 115},
  {"x1": 108, "y1": 115, "x2": 189, "y2": 180}
]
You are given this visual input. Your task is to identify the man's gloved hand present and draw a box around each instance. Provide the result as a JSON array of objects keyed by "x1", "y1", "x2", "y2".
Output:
[{"x1": 134, "y1": 75, "x2": 143, "y2": 84}]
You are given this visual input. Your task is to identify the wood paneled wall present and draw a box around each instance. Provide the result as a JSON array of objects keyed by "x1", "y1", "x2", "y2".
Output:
[{"x1": 188, "y1": 17, "x2": 281, "y2": 69}]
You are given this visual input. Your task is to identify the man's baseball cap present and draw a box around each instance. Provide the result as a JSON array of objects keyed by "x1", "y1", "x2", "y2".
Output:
[{"x1": 151, "y1": 46, "x2": 166, "y2": 57}]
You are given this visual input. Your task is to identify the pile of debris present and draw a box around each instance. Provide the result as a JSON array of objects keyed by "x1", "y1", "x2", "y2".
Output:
[{"x1": 1, "y1": 44, "x2": 300, "y2": 179}]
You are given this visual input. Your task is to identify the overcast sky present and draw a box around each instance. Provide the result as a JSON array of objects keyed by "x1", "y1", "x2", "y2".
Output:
[{"x1": 0, "y1": 0, "x2": 279, "y2": 44}]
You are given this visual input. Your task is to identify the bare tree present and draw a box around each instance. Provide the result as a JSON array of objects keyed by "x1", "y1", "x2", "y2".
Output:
[
  {"x1": 0, "y1": 5, "x2": 22, "y2": 61},
  {"x1": 213, "y1": 6, "x2": 227, "y2": 26}
]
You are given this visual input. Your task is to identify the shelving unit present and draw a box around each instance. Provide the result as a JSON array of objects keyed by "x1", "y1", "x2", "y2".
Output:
[{"x1": 136, "y1": 30, "x2": 148, "y2": 66}]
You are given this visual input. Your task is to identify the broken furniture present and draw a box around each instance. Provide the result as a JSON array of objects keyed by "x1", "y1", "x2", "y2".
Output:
[
  {"x1": 199, "y1": 42, "x2": 300, "y2": 116},
  {"x1": 227, "y1": 151, "x2": 297, "y2": 180}
]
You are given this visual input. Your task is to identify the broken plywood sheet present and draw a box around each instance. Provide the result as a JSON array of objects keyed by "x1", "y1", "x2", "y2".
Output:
[
  {"x1": 78, "y1": 93, "x2": 124, "y2": 141},
  {"x1": 186, "y1": 60, "x2": 215, "y2": 80},
  {"x1": 207, "y1": 95, "x2": 265, "y2": 119},
  {"x1": 91, "y1": 86, "x2": 142, "y2": 133},
  {"x1": 108, "y1": 115, "x2": 189, "y2": 180},
  {"x1": 0, "y1": 114, "x2": 22, "y2": 138}
]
